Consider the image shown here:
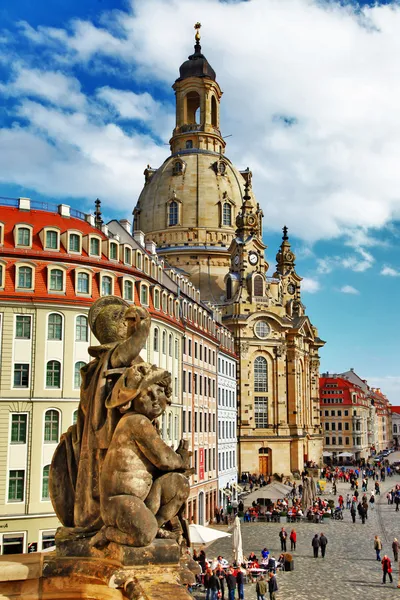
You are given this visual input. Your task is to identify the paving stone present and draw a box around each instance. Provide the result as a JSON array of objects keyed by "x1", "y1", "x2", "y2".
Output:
[{"x1": 191, "y1": 472, "x2": 400, "y2": 599}]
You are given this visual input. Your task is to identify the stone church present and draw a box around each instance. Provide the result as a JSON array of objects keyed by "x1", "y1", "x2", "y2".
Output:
[{"x1": 133, "y1": 25, "x2": 324, "y2": 475}]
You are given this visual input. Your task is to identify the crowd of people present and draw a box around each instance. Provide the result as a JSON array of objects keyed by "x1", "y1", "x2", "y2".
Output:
[{"x1": 190, "y1": 549, "x2": 281, "y2": 600}]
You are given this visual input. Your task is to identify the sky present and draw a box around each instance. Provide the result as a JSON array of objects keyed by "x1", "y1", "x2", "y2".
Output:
[{"x1": 1, "y1": 0, "x2": 400, "y2": 402}]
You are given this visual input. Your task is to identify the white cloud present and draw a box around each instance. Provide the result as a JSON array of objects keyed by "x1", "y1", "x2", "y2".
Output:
[
  {"x1": 301, "y1": 277, "x2": 320, "y2": 293},
  {"x1": 381, "y1": 265, "x2": 400, "y2": 277},
  {"x1": 317, "y1": 247, "x2": 374, "y2": 274},
  {"x1": 3, "y1": 0, "x2": 400, "y2": 240},
  {"x1": 340, "y1": 285, "x2": 359, "y2": 295},
  {"x1": 0, "y1": 66, "x2": 86, "y2": 110}
]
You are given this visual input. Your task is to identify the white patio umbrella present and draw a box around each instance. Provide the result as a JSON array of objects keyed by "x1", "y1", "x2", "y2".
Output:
[
  {"x1": 189, "y1": 524, "x2": 231, "y2": 546},
  {"x1": 232, "y1": 515, "x2": 243, "y2": 566},
  {"x1": 322, "y1": 451, "x2": 333, "y2": 457},
  {"x1": 338, "y1": 452, "x2": 354, "y2": 457}
]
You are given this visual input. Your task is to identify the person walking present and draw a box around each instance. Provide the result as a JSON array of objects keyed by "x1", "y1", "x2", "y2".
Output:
[
  {"x1": 369, "y1": 492, "x2": 375, "y2": 510},
  {"x1": 256, "y1": 575, "x2": 267, "y2": 600},
  {"x1": 204, "y1": 568, "x2": 214, "y2": 600},
  {"x1": 226, "y1": 568, "x2": 236, "y2": 600},
  {"x1": 319, "y1": 533, "x2": 328, "y2": 558},
  {"x1": 392, "y1": 538, "x2": 399, "y2": 562},
  {"x1": 290, "y1": 529, "x2": 297, "y2": 551},
  {"x1": 350, "y1": 504, "x2": 356, "y2": 523},
  {"x1": 268, "y1": 572, "x2": 279, "y2": 600},
  {"x1": 236, "y1": 566, "x2": 245, "y2": 600},
  {"x1": 395, "y1": 494, "x2": 400, "y2": 512},
  {"x1": 312, "y1": 534, "x2": 320, "y2": 558},
  {"x1": 381, "y1": 555, "x2": 393, "y2": 584},
  {"x1": 279, "y1": 527, "x2": 287, "y2": 552},
  {"x1": 374, "y1": 535, "x2": 383, "y2": 561}
]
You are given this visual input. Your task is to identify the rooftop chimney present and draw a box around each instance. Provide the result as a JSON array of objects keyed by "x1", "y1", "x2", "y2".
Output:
[{"x1": 119, "y1": 219, "x2": 132, "y2": 233}]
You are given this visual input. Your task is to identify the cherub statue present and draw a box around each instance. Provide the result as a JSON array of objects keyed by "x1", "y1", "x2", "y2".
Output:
[
  {"x1": 94, "y1": 362, "x2": 192, "y2": 547},
  {"x1": 50, "y1": 296, "x2": 192, "y2": 548}
]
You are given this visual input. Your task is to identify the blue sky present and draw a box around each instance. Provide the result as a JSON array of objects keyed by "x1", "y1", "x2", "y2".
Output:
[{"x1": 1, "y1": 0, "x2": 400, "y2": 402}]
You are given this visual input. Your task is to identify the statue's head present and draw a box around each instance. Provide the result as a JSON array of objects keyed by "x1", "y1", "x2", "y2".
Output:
[
  {"x1": 88, "y1": 296, "x2": 150, "y2": 344},
  {"x1": 105, "y1": 363, "x2": 172, "y2": 418}
]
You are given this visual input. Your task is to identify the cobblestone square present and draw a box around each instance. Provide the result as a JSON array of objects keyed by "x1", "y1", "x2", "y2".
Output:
[{"x1": 194, "y1": 471, "x2": 400, "y2": 600}]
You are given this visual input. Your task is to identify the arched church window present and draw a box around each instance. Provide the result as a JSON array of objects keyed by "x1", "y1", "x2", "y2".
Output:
[
  {"x1": 254, "y1": 274, "x2": 264, "y2": 296},
  {"x1": 254, "y1": 356, "x2": 268, "y2": 393},
  {"x1": 222, "y1": 202, "x2": 231, "y2": 226},
  {"x1": 211, "y1": 96, "x2": 217, "y2": 127},
  {"x1": 173, "y1": 161, "x2": 183, "y2": 175},
  {"x1": 186, "y1": 140, "x2": 193, "y2": 149},
  {"x1": 169, "y1": 201, "x2": 178, "y2": 226},
  {"x1": 226, "y1": 277, "x2": 232, "y2": 300}
]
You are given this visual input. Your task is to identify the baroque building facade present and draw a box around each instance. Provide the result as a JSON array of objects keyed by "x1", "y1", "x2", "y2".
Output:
[
  {"x1": 133, "y1": 26, "x2": 324, "y2": 476},
  {"x1": 0, "y1": 197, "x2": 237, "y2": 552}
]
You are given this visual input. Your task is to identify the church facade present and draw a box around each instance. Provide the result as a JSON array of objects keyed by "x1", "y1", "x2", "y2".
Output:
[{"x1": 133, "y1": 25, "x2": 324, "y2": 475}]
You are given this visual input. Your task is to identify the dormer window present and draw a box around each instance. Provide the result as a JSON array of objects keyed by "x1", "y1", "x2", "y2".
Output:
[
  {"x1": 45, "y1": 230, "x2": 58, "y2": 250},
  {"x1": 15, "y1": 225, "x2": 33, "y2": 248},
  {"x1": 173, "y1": 160, "x2": 184, "y2": 175},
  {"x1": 109, "y1": 242, "x2": 118, "y2": 261},
  {"x1": 0, "y1": 222, "x2": 4, "y2": 246},
  {"x1": 169, "y1": 201, "x2": 178, "y2": 226},
  {"x1": 222, "y1": 202, "x2": 232, "y2": 226},
  {"x1": 89, "y1": 237, "x2": 101, "y2": 257},
  {"x1": 216, "y1": 160, "x2": 226, "y2": 175},
  {"x1": 124, "y1": 246, "x2": 132, "y2": 265},
  {"x1": 48, "y1": 266, "x2": 66, "y2": 293},
  {"x1": 69, "y1": 233, "x2": 81, "y2": 253}
]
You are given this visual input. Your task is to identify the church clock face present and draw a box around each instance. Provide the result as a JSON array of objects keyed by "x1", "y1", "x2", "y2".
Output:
[
  {"x1": 248, "y1": 251, "x2": 258, "y2": 265},
  {"x1": 234, "y1": 254, "x2": 240, "y2": 266},
  {"x1": 287, "y1": 283, "x2": 296, "y2": 295}
]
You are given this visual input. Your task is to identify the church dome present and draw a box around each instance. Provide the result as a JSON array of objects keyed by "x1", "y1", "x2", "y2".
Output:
[
  {"x1": 178, "y1": 44, "x2": 216, "y2": 82},
  {"x1": 134, "y1": 150, "x2": 255, "y2": 250}
]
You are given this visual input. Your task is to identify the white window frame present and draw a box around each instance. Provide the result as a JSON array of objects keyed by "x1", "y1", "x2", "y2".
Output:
[
  {"x1": 9, "y1": 412, "x2": 29, "y2": 445},
  {"x1": 122, "y1": 276, "x2": 135, "y2": 302},
  {"x1": 99, "y1": 272, "x2": 115, "y2": 297},
  {"x1": 42, "y1": 227, "x2": 60, "y2": 251},
  {"x1": 45, "y1": 359, "x2": 62, "y2": 389},
  {"x1": 15, "y1": 261, "x2": 35, "y2": 291},
  {"x1": 47, "y1": 311, "x2": 64, "y2": 341},
  {"x1": 14, "y1": 224, "x2": 33, "y2": 249},
  {"x1": 75, "y1": 268, "x2": 92, "y2": 296},
  {"x1": 66, "y1": 230, "x2": 83, "y2": 254},
  {"x1": 47, "y1": 265, "x2": 67, "y2": 294},
  {"x1": 140, "y1": 283, "x2": 149, "y2": 307},
  {"x1": 88, "y1": 234, "x2": 102, "y2": 257},
  {"x1": 43, "y1": 408, "x2": 61, "y2": 444}
]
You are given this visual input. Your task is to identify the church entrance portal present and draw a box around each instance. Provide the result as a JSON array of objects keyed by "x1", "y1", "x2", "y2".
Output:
[{"x1": 258, "y1": 447, "x2": 271, "y2": 476}]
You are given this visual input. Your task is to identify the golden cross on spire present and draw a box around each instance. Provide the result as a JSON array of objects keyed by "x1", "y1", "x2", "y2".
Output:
[{"x1": 194, "y1": 22, "x2": 201, "y2": 42}]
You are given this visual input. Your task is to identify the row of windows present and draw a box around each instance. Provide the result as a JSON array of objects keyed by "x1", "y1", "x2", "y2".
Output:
[
  {"x1": 321, "y1": 398, "x2": 343, "y2": 404},
  {"x1": 182, "y1": 371, "x2": 216, "y2": 398},
  {"x1": 8, "y1": 465, "x2": 53, "y2": 502},
  {"x1": 324, "y1": 422, "x2": 350, "y2": 431},
  {"x1": 218, "y1": 450, "x2": 236, "y2": 473},
  {"x1": 182, "y1": 410, "x2": 216, "y2": 434},
  {"x1": 323, "y1": 410, "x2": 349, "y2": 417},
  {"x1": 218, "y1": 357, "x2": 235, "y2": 378},
  {"x1": 325, "y1": 437, "x2": 351, "y2": 447},
  {"x1": 193, "y1": 448, "x2": 216, "y2": 476},
  {"x1": 2, "y1": 263, "x2": 136, "y2": 301},
  {"x1": 321, "y1": 389, "x2": 342, "y2": 394},
  {"x1": 14, "y1": 314, "x2": 88, "y2": 342},
  {"x1": 10, "y1": 410, "x2": 77, "y2": 445},
  {"x1": 153, "y1": 329, "x2": 179, "y2": 358},
  {"x1": 10, "y1": 225, "x2": 159, "y2": 276},
  {"x1": 167, "y1": 199, "x2": 232, "y2": 227},
  {"x1": 183, "y1": 338, "x2": 217, "y2": 365},
  {"x1": 218, "y1": 419, "x2": 236, "y2": 440},
  {"x1": 13, "y1": 361, "x2": 84, "y2": 390},
  {"x1": 218, "y1": 387, "x2": 236, "y2": 408}
]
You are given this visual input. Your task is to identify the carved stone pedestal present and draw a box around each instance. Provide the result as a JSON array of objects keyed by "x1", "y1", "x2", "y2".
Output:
[{"x1": 0, "y1": 539, "x2": 195, "y2": 600}]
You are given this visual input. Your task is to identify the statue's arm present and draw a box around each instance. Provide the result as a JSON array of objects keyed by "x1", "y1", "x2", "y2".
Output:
[
  {"x1": 110, "y1": 336, "x2": 138, "y2": 369},
  {"x1": 134, "y1": 416, "x2": 183, "y2": 471}
]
